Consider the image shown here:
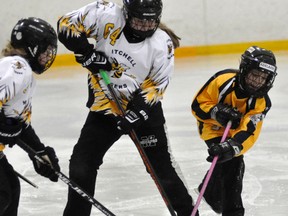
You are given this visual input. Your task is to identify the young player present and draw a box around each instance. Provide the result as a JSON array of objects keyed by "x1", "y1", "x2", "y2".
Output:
[
  {"x1": 0, "y1": 17, "x2": 60, "y2": 216},
  {"x1": 58, "y1": 0, "x2": 198, "y2": 215},
  {"x1": 191, "y1": 46, "x2": 277, "y2": 215}
]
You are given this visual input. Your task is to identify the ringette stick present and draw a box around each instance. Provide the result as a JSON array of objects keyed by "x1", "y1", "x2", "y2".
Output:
[
  {"x1": 191, "y1": 121, "x2": 232, "y2": 216},
  {"x1": 17, "y1": 139, "x2": 115, "y2": 216},
  {"x1": 99, "y1": 69, "x2": 177, "y2": 216}
]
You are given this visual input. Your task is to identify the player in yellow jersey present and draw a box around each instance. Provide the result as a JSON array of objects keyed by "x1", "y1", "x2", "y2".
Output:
[
  {"x1": 191, "y1": 46, "x2": 277, "y2": 216},
  {"x1": 0, "y1": 17, "x2": 60, "y2": 216}
]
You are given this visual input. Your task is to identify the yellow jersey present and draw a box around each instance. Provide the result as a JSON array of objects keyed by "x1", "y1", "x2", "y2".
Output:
[{"x1": 191, "y1": 69, "x2": 271, "y2": 155}]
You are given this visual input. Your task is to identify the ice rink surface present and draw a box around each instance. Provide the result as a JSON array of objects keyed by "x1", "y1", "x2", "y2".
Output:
[{"x1": 5, "y1": 51, "x2": 288, "y2": 216}]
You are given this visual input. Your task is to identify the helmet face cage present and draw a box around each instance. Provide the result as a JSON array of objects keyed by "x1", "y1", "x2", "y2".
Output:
[
  {"x1": 239, "y1": 46, "x2": 277, "y2": 97},
  {"x1": 11, "y1": 17, "x2": 58, "y2": 74},
  {"x1": 123, "y1": 0, "x2": 163, "y2": 38}
]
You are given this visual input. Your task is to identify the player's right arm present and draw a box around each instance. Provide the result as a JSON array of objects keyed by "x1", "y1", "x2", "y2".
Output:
[
  {"x1": 57, "y1": 2, "x2": 97, "y2": 54},
  {"x1": 57, "y1": 0, "x2": 115, "y2": 53},
  {"x1": 57, "y1": 1, "x2": 114, "y2": 74}
]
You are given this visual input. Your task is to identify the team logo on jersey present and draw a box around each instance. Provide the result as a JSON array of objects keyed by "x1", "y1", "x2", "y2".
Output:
[
  {"x1": 15, "y1": 61, "x2": 23, "y2": 69},
  {"x1": 167, "y1": 39, "x2": 174, "y2": 59},
  {"x1": 23, "y1": 87, "x2": 28, "y2": 94},
  {"x1": 96, "y1": 0, "x2": 111, "y2": 9},
  {"x1": 12, "y1": 61, "x2": 24, "y2": 75},
  {"x1": 111, "y1": 58, "x2": 130, "y2": 78},
  {"x1": 250, "y1": 113, "x2": 265, "y2": 127},
  {"x1": 211, "y1": 125, "x2": 221, "y2": 131}
]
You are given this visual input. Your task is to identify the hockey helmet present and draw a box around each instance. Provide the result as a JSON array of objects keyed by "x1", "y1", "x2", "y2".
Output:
[
  {"x1": 238, "y1": 46, "x2": 277, "y2": 97},
  {"x1": 123, "y1": 0, "x2": 163, "y2": 38},
  {"x1": 11, "y1": 17, "x2": 57, "y2": 74}
]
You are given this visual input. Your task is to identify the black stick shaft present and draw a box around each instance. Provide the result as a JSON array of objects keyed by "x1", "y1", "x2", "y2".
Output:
[
  {"x1": 100, "y1": 70, "x2": 176, "y2": 216},
  {"x1": 15, "y1": 170, "x2": 39, "y2": 188},
  {"x1": 17, "y1": 140, "x2": 115, "y2": 216}
]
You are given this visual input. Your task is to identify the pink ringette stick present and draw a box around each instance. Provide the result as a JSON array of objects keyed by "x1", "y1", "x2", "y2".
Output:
[{"x1": 191, "y1": 121, "x2": 232, "y2": 216}]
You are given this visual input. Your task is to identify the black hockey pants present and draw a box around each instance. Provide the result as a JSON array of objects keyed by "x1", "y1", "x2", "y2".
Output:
[
  {"x1": 0, "y1": 154, "x2": 20, "y2": 216},
  {"x1": 199, "y1": 138, "x2": 245, "y2": 216},
  {"x1": 63, "y1": 111, "x2": 194, "y2": 216}
]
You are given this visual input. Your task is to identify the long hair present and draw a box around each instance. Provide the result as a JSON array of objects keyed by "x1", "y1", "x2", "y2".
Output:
[
  {"x1": 1, "y1": 42, "x2": 27, "y2": 57},
  {"x1": 158, "y1": 23, "x2": 181, "y2": 49}
]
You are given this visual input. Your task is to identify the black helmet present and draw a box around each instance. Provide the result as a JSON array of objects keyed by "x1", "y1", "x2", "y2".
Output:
[
  {"x1": 123, "y1": 0, "x2": 163, "y2": 38},
  {"x1": 238, "y1": 46, "x2": 277, "y2": 97},
  {"x1": 11, "y1": 17, "x2": 57, "y2": 74}
]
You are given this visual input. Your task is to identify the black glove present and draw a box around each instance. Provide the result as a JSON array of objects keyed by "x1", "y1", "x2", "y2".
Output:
[
  {"x1": 30, "y1": 146, "x2": 60, "y2": 182},
  {"x1": 207, "y1": 138, "x2": 243, "y2": 163},
  {"x1": 0, "y1": 118, "x2": 22, "y2": 147},
  {"x1": 117, "y1": 109, "x2": 148, "y2": 134},
  {"x1": 210, "y1": 103, "x2": 242, "y2": 129},
  {"x1": 75, "y1": 49, "x2": 112, "y2": 74}
]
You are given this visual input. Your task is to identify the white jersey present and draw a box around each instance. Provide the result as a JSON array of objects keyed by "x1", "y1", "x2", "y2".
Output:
[
  {"x1": 0, "y1": 55, "x2": 35, "y2": 124},
  {"x1": 58, "y1": 0, "x2": 174, "y2": 115}
]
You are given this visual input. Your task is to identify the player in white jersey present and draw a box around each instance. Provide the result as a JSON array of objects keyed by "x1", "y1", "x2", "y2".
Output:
[
  {"x1": 0, "y1": 17, "x2": 60, "y2": 216},
  {"x1": 58, "y1": 0, "x2": 198, "y2": 215}
]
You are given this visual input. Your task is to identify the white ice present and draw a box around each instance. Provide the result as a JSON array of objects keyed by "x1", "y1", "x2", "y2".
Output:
[{"x1": 4, "y1": 52, "x2": 288, "y2": 216}]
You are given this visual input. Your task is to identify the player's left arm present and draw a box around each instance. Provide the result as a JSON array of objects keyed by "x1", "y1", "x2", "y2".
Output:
[
  {"x1": 140, "y1": 38, "x2": 174, "y2": 106},
  {"x1": 230, "y1": 97, "x2": 271, "y2": 155}
]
